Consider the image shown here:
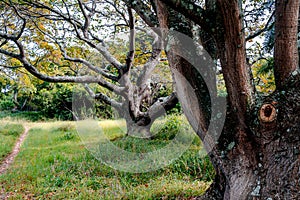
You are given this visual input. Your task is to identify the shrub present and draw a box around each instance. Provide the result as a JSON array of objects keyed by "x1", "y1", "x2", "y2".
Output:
[
  {"x1": 152, "y1": 115, "x2": 186, "y2": 140},
  {"x1": 0, "y1": 98, "x2": 15, "y2": 111}
]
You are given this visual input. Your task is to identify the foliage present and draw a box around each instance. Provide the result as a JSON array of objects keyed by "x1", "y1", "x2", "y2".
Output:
[
  {"x1": 151, "y1": 114, "x2": 188, "y2": 140},
  {"x1": 31, "y1": 83, "x2": 74, "y2": 120},
  {"x1": 0, "y1": 81, "x2": 114, "y2": 121},
  {"x1": 252, "y1": 58, "x2": 276, "y2": 94},
  {"x1": 217, "y1": 74, "x2": 227, "y2": 97},
  {"x1": 0, "y1": 96, "x2": 15, "y2": 111}
]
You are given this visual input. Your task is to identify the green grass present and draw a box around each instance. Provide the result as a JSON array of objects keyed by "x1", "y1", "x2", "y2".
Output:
[
  {"x1": 0, "y1": 122, "x2": 24, "y2": 162},
  {"x1": 0, "y1": 118, "x2": 214, "y2": 199}
]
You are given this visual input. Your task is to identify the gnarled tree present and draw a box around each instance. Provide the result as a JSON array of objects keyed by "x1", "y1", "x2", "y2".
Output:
[{"x1": 0, "y1": 0, "x2": 178, "y2": 137}]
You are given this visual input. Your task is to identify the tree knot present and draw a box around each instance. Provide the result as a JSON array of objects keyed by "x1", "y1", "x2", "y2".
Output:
[{"x1": 259, "y1": 103, "x2": 277, "y2": 123}]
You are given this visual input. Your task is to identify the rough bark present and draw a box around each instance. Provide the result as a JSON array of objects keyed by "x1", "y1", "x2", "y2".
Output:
[
  {"x1": 155, "y1": 0, "x2": 213, "y2": 136},
  {"x1": 216, "y1": 0, "x2": 254, "y2": 126},
  {"x1": 250, "y1": 74, "x2": 300, "y2": 199}
]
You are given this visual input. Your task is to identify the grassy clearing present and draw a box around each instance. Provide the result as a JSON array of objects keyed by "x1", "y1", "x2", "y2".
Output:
[
  {"x1": 0, "y1": 117, "x2": 214, "y2": 199},
  {"x1": 0, "y1": 122, "x2": 24, "y2": 162}
]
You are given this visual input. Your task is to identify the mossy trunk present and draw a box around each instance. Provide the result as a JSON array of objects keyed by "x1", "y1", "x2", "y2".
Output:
[{"x1": 198, "y1": 75, "x2": 300, "y2": 199}]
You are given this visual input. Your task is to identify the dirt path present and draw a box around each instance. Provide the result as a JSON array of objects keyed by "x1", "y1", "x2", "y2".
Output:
[
  {"x1": 0, "y1": 126, "x2": 30, "y2": 199},
  {"x1": 0, "y1": 126, "x2": 30, "y2": 175}
]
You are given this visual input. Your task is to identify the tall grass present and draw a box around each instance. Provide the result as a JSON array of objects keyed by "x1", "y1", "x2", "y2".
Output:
[
  {"x1": 0, "y1": 117, "x2": 214, "y2": 199},
  {"x1": 0, "y1": 122, "x2": 24, "y2": 162},
  {"x1": 0, "y1": 111, "x2": 48, "y2": 122}
]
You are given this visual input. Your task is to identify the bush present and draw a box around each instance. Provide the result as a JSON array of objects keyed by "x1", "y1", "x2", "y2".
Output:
[
  {"x1": 152, "y1": 115, "x2": 186, "y2": 140},
  {"x1": 0, "y1": 98, "x2": 15, "y2": 111}
]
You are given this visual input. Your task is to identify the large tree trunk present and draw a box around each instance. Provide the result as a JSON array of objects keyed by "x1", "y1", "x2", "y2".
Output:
[
  {"x1": 156, "y1": 0, "x2": 300, "y2": 199},
  {"x1": 126, "y1": 119, "x2": 152, "y2": 139},
  {"x1": 274, "y1": 0, "x2": 300, "y2": 88},
  {"x1": 124, "y1": 114, "x2": 152, "y2": 139},
  {"x1": 119, "y1": 75, "x2": 178, "y2": 139},
  {"x1": 198, "y1": 81, "x2": 300, "y2": 199}
]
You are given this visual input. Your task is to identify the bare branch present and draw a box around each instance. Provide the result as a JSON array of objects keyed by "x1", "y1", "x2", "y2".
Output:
[
  {"x1": 0, "y1": 48, "x2": 20, "y2": 59},
  {"x1": 73, "y1": 33, "x2": 123, "y2": 70},
  {"x1": 0, "y1": 41, "x2": 109, "y2": 84},
  {"x1": 122, "y1": 0, "x2": 158, "y2": 27},
  {"x1": 246, "y1": 11, "x2": 275, "y2": 41},
  {"x1": 83, "y1": 84, "x2": 122, "y2": 109},
  {"x1": 136, "y1": 27, "x2": 162, "y2": 86},
  {"x1": 8, "y1": 1, "x2": 27, "y2": 40},
  {"x1": 14, "y1": 0, "x2": 124, "y2": 71},
  {"x1": 77, "y1": 0, "x2": 91, "y2": 38},
  {"x1": 157, "y1": 0, "x2": 208, "y2": 30},
  {"x1": 125, "y1": 8, "x2": 136, "y2": 72},
  {"x1": 104, "y1": 0, "x2": 130, "y2": 26},
  {"x1": 0, "y1": 64, "x2": 22, "y2": 69},
  {"x1": 148, "y1": 92, "x2": 178, "y2": 119},
  {"x1": 23, "y1": 62, "x2": 107, "y2": 83},
  {"x1": 58, "y1": 44, "x2": 118, "y2": 81}
]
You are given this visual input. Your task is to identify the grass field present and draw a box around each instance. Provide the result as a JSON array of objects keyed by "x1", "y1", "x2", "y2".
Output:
[
  {"x1": 0, "y1": 121, "x2": 24, "y2": 162},
  {"x1": 0, "y1": 116, "x2": 214, "y2": 199}
]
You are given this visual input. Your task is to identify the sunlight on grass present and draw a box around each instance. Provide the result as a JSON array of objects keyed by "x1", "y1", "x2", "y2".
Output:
[
  {"x1": 99, "y1": 119, "x2": 126, "y2": 129},
  {"x1": 0, "y1": 117, "x2": 213, "y2": 199}
]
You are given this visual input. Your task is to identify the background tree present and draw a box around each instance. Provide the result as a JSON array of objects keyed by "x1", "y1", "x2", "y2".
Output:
[{"x1": 0, "y1": 0, "x2": 177, "y2": 137}]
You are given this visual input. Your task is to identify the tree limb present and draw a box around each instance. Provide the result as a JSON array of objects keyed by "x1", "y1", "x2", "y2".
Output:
[
  {"x1": 58, "y1": 43, "x2": 119, "y2": 81},
  {"x1": 77, "y1": 0, "x2": 91, "y2": 38},
  {"x1": 19, "y1": 0, "x2": 124, "y2": 70},
  {"x1": 157, "y1": 0, "x2": 208, "y2": 30},
  {"x1": 136, "y1": 27, "x2": 162, "y2": 87},
  {"x1": 274, "y1": 0, "x2": 300, "y2": 88},
  {"x1": 246, "y1": 11, "x2": 275, "y2": 41},
  {"x1": 122, "y1": 0, "x2": 158, "y2": 27},
  {"x1": 83, "y1": 84, "x2": 122, "y2": 109},
  {"x1": 125, "y1": 8, "x2": 136, "y2": 72},
  {"x1": 0, "y1": 42, "x2": 110, "y2": 84},
  {"x1": 148, "y1": 92, "x2": 178, "y2": 119}
]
